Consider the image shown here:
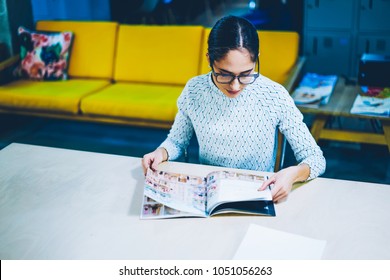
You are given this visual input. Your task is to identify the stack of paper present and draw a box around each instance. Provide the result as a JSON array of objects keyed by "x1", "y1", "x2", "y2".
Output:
[
  {"x1": 350, "y1": 87, "x2": 390, "y2": 117},
  {"x1": 233, "y1": 224, "x2": 327, "y2": 260}
]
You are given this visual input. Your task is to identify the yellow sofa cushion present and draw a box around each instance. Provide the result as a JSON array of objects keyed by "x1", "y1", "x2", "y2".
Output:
[
  {"x1": 0, "y1": 79, "x2": 110, "y2": 114},
  {"x1": 80, "y1": 83, "x2": 183, "y2": 122},
  {"x1": 114, "y1": 25, "x2": 204, "y2": 85},
  {"x1": 36, "y1": 21, "x2": 118, "y2": 79},
  {"x1": 199, "y1": 29, "x2": 299, "y2": 85}
]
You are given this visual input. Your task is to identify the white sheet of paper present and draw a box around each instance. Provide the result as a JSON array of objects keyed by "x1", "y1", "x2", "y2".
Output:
[
  {"x1": 217, "y1": 179, "x2": 271, "y2": 202},
  {"x1": 233, "y1": 224, "x2": 327, "y2": 260}
]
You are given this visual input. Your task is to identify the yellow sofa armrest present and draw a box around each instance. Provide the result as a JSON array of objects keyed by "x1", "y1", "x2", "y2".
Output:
[
  {"x1": 0, "y1": 54, "x2": 20, "y2": 85},
  {"x1": 0, "y1": 54, "x2": 19, "y2": 72},
  {"x1": 282, "y1": 56, "x2": 306, "y2": 93}
]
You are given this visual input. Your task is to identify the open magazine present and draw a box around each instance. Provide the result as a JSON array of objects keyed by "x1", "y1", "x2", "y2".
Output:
[{"x1": 140, "y1": 168, "x2": 275, "y2": 219}]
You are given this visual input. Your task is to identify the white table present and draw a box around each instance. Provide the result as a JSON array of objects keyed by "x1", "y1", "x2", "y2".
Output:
[{"x1": 0, "y1": 143, "x2": 389, "y2": 259}]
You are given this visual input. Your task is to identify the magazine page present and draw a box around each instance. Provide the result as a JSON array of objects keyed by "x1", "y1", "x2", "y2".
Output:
[
  {"x1": 206, "y1": 171, "x2": 272, "y2": 215},
  {"x1": 350, "y1": 87, "x2": 390, "y2": 117},
  {"x1": 142, "y1": 169, "x2": 207, "y2": 217},
  {"x1": 141, "y1": 196, "x2": 200, "y2": 219},
  {"x1": 292, "y1": 73, "x2": 338, "y2": 107}
]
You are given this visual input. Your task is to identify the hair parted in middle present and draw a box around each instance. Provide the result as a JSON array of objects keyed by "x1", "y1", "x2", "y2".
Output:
[{"x1": 207, "y1": 15, "x2": 259, "y2": 66}]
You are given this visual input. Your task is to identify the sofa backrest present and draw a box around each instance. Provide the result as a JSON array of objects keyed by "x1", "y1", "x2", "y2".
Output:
[
  {"x1": 257, "y1": 31, "x2": 299, "y2": 84},
  {"x1": 114, "y1": 25, "x2": 204, "y2": 85},
  {"x1": 199, "y1": 29, "x2": 299, "y2": 85},
  {"x1": 36, "y1": 21, "x2": 118, "y2": 80}
]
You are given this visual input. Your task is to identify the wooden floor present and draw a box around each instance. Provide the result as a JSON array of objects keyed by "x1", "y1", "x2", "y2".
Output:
[{"x1": 0, "y1": 114, "x2": 389, "y2": 184}]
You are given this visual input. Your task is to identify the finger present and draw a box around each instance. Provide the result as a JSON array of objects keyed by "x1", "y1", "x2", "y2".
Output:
[
  {"x1": 273, "y1": 187, "x2": 287, "y2": 202},
  {"x1": 275, "y1": 196, "x2": 287, "y2": 204},
  {"x1": 142, "y1": 155, "x2": 155, "y2": 174},
  {"x1": 142, "y1": 157, "x2": 149, "y2": 175},
  {"x1": 270, "y1": 183, "x2": 282, "y2": 198},
  {"x1": 151, "y1": 158, "x2": 160, "y2": 171},
  {"x1": 259, "y1": 176, "x2": 276, "y2": 191},
  {"x1": 271, "y1": 185, "x2": 279, "y2": 197}
]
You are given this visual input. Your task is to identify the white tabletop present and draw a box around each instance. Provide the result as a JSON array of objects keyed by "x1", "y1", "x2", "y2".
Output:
[{"x1": 0, "y1": 143, "x2": 389, "y2": 260}]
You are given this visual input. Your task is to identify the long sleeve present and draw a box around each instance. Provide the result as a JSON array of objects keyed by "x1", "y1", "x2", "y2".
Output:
[
  {"x1": 277, "y1": 88, "x2": 326, "y2": 180},
  {"x1": 159, "y1": 83, "x2": 195, "y2": 160}
]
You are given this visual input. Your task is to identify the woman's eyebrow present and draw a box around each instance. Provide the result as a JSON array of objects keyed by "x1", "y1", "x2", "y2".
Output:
[{"x1": 217, "y1": 67, "x2": 253, "y2": 75}]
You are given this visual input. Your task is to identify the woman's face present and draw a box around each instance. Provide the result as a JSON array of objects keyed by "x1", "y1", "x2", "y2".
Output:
[{"x1": 211, "y1": 48, "x2": 256, "y2": 98}]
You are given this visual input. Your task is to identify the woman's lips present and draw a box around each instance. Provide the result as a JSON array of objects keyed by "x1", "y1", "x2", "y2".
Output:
[{"x1": 227, "y1": 89, "x2": 240, "y2": 95}]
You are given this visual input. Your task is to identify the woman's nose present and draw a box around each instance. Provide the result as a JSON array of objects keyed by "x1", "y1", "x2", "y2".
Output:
[{"x1": 230, "y1": 77, "x2": 241, "y2": 89}]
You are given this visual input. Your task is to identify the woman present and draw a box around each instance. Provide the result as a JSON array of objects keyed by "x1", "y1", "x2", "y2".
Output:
[{"x1": 142, "y1": 15, "x2": 326, "y2": 202}]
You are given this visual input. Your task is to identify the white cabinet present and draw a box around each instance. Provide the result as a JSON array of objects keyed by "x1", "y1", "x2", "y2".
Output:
[
  {"x1": 303, "y1": 0, "x2": 390, "y2": 78},
  {"x1": 305, "y1": 0, "x2": 355, "y2": 30},
  {"x1": 359, "y1": 0, "x2": 390, "y2": 31},
  {"x1": 31, "y1": 0, "x2": 111, "y2": 22},
  {"x1": 304, "y1": 32, "x2": 352, "y2": 76}
]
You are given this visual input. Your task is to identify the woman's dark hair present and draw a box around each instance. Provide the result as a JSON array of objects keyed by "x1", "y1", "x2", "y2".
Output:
[{"x1": 208, "y1": 15, "x2": 259, "y2": 66}]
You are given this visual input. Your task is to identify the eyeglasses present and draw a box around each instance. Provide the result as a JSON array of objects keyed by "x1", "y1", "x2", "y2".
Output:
[{"x1": 211, "y1": 62, "x2": 259, "y2": 85}]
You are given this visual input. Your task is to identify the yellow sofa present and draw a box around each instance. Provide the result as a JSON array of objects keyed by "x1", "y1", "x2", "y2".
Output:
[{"x1": 0, "y1": 21, "x2": 304, "y2": 129}]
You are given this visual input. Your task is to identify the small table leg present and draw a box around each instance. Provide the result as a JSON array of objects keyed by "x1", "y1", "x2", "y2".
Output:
[
  {"x1": 310, "y1": 115, "x2": 328, "y2": 142},
  {"x1": 382, "y1": 120, "x2": 390, "y2": 153}
]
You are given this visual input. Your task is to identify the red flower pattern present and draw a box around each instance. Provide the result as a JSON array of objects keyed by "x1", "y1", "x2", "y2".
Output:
[{"x1": 16, "y1": 27, "x2": 73, "y2": 80}]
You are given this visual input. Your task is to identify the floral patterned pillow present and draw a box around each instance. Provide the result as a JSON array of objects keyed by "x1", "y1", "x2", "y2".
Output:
[{"x1": 15, "y1": 26, "x2": 74, "y2": 81}]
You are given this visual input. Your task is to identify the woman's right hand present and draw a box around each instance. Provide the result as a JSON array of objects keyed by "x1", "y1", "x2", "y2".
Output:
[{"x1": 142, "y1": 147, "x2": 168, "y2": 175}]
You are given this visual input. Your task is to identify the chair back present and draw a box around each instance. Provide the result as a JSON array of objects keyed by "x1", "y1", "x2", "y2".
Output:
[{"x1": 274, "y1": 130, "x2": 286, "y2": 172}]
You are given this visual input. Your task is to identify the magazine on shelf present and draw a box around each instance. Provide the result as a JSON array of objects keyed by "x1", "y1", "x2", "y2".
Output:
[
  {"x1": 350, "y1": 86, "x2": 390, "y2": 117},
  {"x1": 292, "y1": 73, "x2": 338, "y2": 108},
  {"x1": 140, "y1": 168, "x2": 275, "y2": 219}
]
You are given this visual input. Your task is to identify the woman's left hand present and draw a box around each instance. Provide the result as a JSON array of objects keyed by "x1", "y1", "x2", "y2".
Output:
[{"x1": 259, "y1": 164, "x2": 310, "y2": 203}]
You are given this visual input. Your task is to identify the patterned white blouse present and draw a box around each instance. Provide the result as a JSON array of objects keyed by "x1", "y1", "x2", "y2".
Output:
[{"x1": 160, "y1": 73, "x2": 326, "y2": 180}]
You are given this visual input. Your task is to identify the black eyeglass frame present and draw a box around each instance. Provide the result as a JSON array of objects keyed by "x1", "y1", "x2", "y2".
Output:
[{"x1": 211, "y1": 60, "x2": 260, "y2": 85}]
